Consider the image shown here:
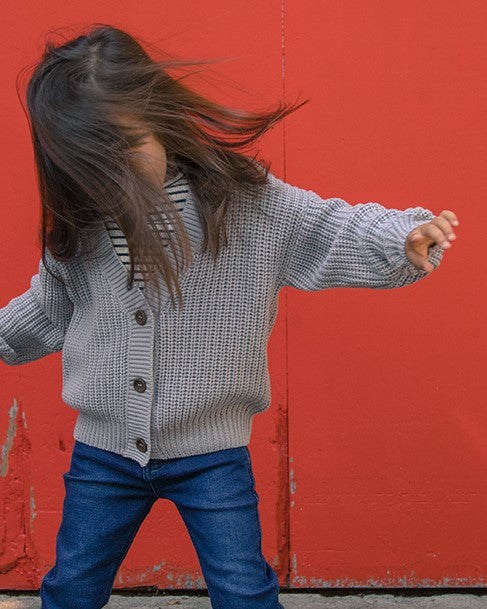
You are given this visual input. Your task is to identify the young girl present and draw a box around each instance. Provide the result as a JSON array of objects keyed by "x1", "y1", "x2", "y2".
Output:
[{"x1": 0, "y1": 23, "x2": 459, "y2": 609}]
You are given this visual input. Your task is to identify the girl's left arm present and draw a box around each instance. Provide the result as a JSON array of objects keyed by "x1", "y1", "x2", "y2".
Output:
[{"x1": 273, "y1": 178, "x2": 457, "y2": 292}]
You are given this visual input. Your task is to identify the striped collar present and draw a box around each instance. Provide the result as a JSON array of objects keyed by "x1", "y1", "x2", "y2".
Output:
[
  {"x1": 88, "y1": 171, "x2": 204, "y2": 316},
  {"x1": 163, "y1": 169, "x2": 184, "y2": 188}
]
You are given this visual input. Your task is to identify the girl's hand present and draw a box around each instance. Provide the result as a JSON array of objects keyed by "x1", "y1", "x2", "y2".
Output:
[{"x1": 405, "y1": 210, "x2": 460, "y2": 273}]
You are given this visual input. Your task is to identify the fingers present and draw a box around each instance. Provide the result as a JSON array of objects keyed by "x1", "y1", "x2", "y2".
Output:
[
  {"x1": 414, "y1": 223, "x2": 450, "y2": 249},
  {"x1": 406, "y1": 209, "x2": 460, "y2": 272},
  {"x1": 439, "y1": 209, "x2": 460, "y2": 227},
  {"x1": 407, "y1": 247, "x2": 435, "y2": 273},
  {"x1": 435, "y1": 210, "x2": 459, "y2": 242},
  {"x1": 418, "y1": 211, "x2": 459, "y2": 249}
]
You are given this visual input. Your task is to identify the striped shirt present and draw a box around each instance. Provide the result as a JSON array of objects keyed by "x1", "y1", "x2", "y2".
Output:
[{"x1": 104, "y1": 170, "x2": 190, "y2": 290}]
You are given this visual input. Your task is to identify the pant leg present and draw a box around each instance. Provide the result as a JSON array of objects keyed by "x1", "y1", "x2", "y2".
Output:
[
  {"x1": 149, "y1": 445, "x2": 285, "y2": 609},
  {"x1": 40, "y1": 440, "x2": 157, "y2": 609}
]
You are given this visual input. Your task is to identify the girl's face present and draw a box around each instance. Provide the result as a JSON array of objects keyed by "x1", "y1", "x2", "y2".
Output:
[{"x1": 115, "y1": 114, "x2": 168, "y2": 187}]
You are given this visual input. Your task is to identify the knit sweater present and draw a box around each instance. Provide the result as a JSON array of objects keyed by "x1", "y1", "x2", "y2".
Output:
[{"x1": 0, "y1": 167, "x2": 444, "y2": 466}]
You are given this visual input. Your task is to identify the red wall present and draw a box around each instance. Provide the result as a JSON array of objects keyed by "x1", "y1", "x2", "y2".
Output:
[{"x1": 0, "y1": 0, "x2": 483, "y2": 592}]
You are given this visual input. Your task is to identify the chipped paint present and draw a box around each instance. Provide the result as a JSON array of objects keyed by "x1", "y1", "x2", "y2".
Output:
[
  {"x1": 117, "y1": 563, "x2": 204, "y2": 589},
  {"x1": 291, "y1": 552, "x2": 298, "y2": 574},
  {"x1": 0, "y1": 397, "x2": 40, "y2": 579},
  {"x1": 175, "y1": 573, "x2": 205, "y2": 588},
  {"x1": 0, "y1": 398, "x2": 19, "y2": 477},
  {"x1": 289, "y1": 468, "x2": 296, "y2": 495},
  {"x1": 289, "y1": 570, "x2": 487, "y2": 588},
  {"x1": 29, "y1": 484, "x2": 37, "y2": 532}
]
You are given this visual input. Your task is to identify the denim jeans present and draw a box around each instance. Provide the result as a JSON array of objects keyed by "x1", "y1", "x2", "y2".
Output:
[{"x1": 40, "y1": 440, "x2": 285, "y2": 609}]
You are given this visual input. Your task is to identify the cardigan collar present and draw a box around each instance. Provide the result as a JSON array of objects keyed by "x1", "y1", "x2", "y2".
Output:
[{"x1": 87, "y1": 177, "x2": 204, "y2": 317}]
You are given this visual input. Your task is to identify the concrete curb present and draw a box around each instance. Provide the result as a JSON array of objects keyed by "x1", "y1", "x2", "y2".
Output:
[{"x1": 1, "y1": 592, "x2": 487, "y2": 608}]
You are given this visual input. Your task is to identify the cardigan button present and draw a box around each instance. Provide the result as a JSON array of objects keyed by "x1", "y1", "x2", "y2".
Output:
[
  {"x1": 135, "y1": 438, "x2": 147, "y2": 452},
  {"x1": 135, "y1": 309, "x2": 147, "y2": 325},
  {"x1": 133, "y1": 378, "x2": 147, "y2": 392}
]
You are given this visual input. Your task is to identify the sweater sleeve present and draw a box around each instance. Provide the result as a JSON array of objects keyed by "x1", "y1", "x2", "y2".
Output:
[
  {"x1": 277, "y1": 190, "x2": 445, "y2": 291},
  {"x1": 0, "y1": 253, "x2": 74, "y2": 366}
]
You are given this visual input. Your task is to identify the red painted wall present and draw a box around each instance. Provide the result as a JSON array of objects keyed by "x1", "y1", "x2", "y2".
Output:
[
  {"x1": 283, "y1": 0, "x2": 484, "y2": 588},
  {"x1": 0, "y1": 0, "x2": 482, "y2": 592}
]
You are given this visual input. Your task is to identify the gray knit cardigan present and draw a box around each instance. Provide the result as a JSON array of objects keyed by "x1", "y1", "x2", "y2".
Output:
[{"x1": 0, "y1": 170, "x2": 444, "y2": 466}]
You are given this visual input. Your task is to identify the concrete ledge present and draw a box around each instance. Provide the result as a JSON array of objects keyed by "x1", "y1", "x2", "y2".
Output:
[{"x1": 1, "y1": 592, "x2": 487, "y2": 608}]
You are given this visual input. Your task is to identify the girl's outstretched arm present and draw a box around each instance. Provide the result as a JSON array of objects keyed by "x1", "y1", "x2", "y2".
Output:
[
  {"x1": 272, "y1": 174, "x2": 452, "y2": 291},
  {"x1": 0, "y1": 254, "x2": 74, "y2": 366}
]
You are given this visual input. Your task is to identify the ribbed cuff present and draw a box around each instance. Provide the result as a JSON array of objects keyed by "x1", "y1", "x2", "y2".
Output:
[{"x1": 382, "y1": 206, "x2": 445, "y2": 271}]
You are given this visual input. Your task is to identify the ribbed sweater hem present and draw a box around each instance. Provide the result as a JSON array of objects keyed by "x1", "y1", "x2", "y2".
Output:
[{"x1": 73, "y1": 406, "x2": 255, "y2": 466}]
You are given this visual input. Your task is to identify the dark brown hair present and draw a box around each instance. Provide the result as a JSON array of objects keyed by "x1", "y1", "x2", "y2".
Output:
[{"x1": 18, "y1": 23, "x2": 309, "y2": 310}]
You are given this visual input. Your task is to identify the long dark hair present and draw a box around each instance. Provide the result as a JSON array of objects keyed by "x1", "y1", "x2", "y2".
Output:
[{"x1": 18, "y1": 23, "x2": 309, "y2": 310}]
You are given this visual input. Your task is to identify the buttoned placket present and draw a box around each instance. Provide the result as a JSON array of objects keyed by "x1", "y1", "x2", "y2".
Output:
[
  {"x1": 90, "y1": 182, "x2": 204, "y2": 466},
  {"x1": 90, "y1": 230, "x2": 162, "y2": 466}
]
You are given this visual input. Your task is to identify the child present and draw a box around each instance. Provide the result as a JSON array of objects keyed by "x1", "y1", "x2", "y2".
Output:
[{"x1": 0, "y1": 24, "x2": 459, "y2": 609}]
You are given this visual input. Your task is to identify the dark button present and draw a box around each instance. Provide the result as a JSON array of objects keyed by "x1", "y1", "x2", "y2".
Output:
[
  {"x1": 135, "y1": 438, "x2": 147, "y2": 452},
  {"x1": 133, "y1": 378, "x2": 147, "y2": 393},
  {"x1": 135, "y1": 309, "x2": 147, "y2": 325}
]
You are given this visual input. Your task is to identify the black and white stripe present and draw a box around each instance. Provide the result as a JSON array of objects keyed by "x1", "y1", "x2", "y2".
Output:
[{"x1": 104, "y1": 170, "x2": 190, "y2": 289}]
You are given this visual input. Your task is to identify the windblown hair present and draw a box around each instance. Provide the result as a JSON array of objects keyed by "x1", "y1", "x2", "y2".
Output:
[{"x1": 18, "y1": 23, "x2": 309, "y2": 310}]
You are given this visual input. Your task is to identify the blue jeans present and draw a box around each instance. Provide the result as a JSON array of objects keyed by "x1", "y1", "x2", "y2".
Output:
[{"x1": 40, "y1": 440, "x2": 285, "y2": 609}]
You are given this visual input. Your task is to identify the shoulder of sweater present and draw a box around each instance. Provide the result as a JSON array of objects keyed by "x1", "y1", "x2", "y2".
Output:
[
  {"x1": 253, "y1": 170, "x2": 337, "y2": 226},
  {"x1": 219, "y1": 171, "x2": 317, "y2": 245},
  {"x1": 266, "y1": 171, "x2": 345, "y2": 204}
]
